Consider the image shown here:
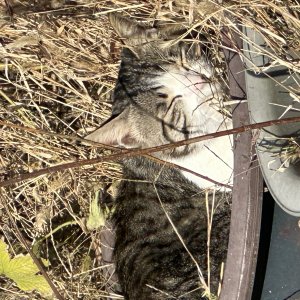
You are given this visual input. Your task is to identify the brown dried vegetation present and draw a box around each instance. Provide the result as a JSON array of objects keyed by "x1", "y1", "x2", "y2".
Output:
[{"x1": 0, "y1": 1, "x2": 299, "y2": 299}]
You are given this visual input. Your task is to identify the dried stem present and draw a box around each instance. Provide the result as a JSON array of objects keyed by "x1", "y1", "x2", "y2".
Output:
[
  {"x1": 1, "y1": 116, "x2": 300, "y2": 188},
  {"x1": 0, "y1": 193, "x2": 65, "y2": 300}
]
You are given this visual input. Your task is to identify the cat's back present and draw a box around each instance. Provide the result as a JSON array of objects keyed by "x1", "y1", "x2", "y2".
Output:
[{"x1": 113, "y1": 157, "x2": 230, "y2": 300}]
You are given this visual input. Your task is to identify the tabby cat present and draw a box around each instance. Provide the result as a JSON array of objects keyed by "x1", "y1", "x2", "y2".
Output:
[{"x1": 86, "y1": 13, "x2": 232, "y2": 300}]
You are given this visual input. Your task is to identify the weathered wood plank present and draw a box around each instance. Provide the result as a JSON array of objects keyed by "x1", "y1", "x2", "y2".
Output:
[{"x1": 220, "y1": 29, "x2": 264, "y2": 300}]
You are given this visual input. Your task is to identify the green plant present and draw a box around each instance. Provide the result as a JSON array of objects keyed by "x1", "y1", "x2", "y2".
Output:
[{"x1": 0, "y1": 239, "x2": 52, "y2": 297}]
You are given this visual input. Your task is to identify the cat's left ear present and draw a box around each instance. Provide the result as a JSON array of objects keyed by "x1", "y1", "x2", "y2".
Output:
[
  {"x1": 85, "y1": 112, "x2": 140, "y2": 149},
  {"x1": 108, "y1": 13, "x2": 158, "y2": 46}
]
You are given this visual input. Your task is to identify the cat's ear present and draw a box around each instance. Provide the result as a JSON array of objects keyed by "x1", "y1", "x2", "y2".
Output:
[
  {"x1": 85, "y1": 112, "x2": 139, "y2": 149},
  {"x1": 108, "y1": 13, "x2": 158, "y2": 46}
]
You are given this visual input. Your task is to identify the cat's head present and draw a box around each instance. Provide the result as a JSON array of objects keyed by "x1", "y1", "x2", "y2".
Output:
[{"x1": 86, "y1": 14, "x2": 226, "y2": 158}]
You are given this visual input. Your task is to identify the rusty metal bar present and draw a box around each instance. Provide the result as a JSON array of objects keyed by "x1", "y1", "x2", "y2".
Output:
[{"x1": 220, "y1": 29, "x2": 264, "y2": 300}]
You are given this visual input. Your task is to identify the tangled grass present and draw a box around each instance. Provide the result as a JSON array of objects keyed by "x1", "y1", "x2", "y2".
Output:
[{"x1": 0, "y1": 0, "x2": 299, "y2": 299}]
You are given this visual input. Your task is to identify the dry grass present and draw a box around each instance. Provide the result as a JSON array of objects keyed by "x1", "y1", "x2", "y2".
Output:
[
  {"x1": 258, "y1": 135, "x2": 300, "y2": 170},
  {"x1": 0, "y1": 0, "x2": 299, "y2": 299}
]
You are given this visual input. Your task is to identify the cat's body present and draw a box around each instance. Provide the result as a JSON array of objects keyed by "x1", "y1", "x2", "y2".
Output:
[
  {"x1": 114, "y1": 158, "x2": 230, "y2": 299},
  {"x1": 86, "y1": 14, "x2": 232, "y2": 299}
]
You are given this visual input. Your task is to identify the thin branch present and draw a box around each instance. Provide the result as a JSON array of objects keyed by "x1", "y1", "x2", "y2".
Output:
[
  {"x1": 0, "y1": 120, "x2": 232, "y2": 188},
  {"x1": 1, "y1": 116, "x2": 300, "y2": 188},
  {"x1": 145, "y1": 155, "x2": 233, "y2": 189},
  {"x1": 0, "y1": 193, "x2": 65, "y2": 300}
]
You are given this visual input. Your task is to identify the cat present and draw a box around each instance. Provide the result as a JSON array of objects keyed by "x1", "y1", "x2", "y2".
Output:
[{"x1": 86, "y1": 13, "x2": 232, "y2": 300}]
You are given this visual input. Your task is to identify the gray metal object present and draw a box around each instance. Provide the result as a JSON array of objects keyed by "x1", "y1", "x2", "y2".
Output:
[
  {"x1": 243, "y1": 28, "x2": 300, "y2": 216},
  {"x1": 261, "y1": 204, "x2": 300, "y2": 300}
]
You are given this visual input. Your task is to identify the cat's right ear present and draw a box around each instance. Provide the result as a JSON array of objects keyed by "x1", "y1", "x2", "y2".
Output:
[
  {"x1": 108, "y1": 13, "x2": 158, "y2": 46},
  {"x1": 85, "y1": 111, "x2": 139, "y2": 149}
]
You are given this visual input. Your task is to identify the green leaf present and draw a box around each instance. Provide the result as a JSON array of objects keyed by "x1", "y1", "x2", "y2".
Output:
[
  {"x1": 11, "y1": 272, "x2": 51, "y2": 295},
  {"x1": 5, "y1": 255, "x2": 40, "y2": 278},
  {"x1": 86, "y1": 191, "x2": 106, "y2": 230},
  {"x1": 0, "y1": 240, "x2": 10, "y2": 274},
  {"x1": 81, "y1": 254, "x2": 92, "y2": 274},
  {"x1": 0, "y1": 240, "x2": 52, "y2": 297}
]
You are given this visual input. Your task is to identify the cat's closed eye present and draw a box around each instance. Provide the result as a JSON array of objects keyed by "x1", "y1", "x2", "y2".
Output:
[
  {"x1": 157, "y1": 92, "x2": 168, "y2": 99},
  {"x1": 156, "y1": 92, "x2": 168, "y2": 112}
]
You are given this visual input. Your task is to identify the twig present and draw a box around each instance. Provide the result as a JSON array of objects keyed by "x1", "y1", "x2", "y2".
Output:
[
  {"x1": 0, "y1": 120, "x2": 232, "y2": 188},
  {"x1": 146, "y1": 155, "x2": 233, "y2": 189},
  {"x1": 0, "y1": 193, "x2": 65, "y2": 300},
  {"x1": 1, "y1": 116, "x2": 300, "y2": 188}
]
